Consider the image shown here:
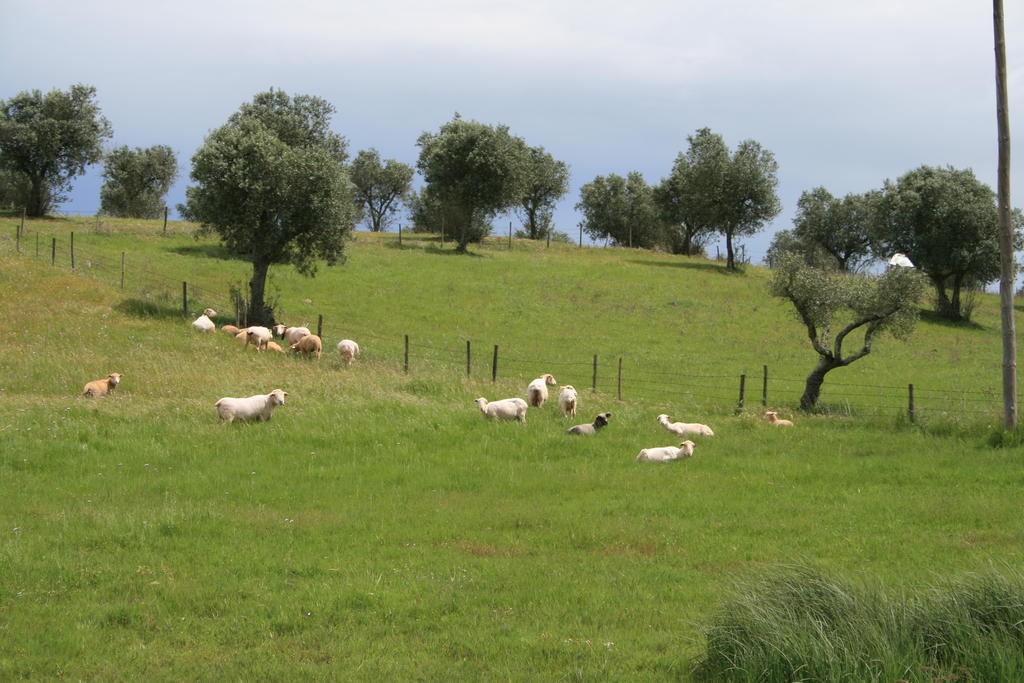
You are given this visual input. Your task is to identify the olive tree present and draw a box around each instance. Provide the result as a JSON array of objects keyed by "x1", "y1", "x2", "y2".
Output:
[
  {"x1": 518, "y1": 145, "x2": 569, "y2": 240},
  {"x1": 654, "y1": 128, "x2": 729, "y2": 256},
  {"x1": 100, "y1": 145, "x2": 178, "y2": 219},
  {"x1": 576, "y1": 171, "x2": 660, "y2": 248},
  {"x1": 871, "y1": 165, "x2": 1007, "y2": 321},
  {"x1": 792, "y1": 187, "x2": 877, "y2": 273},
  {"x1": 350, "y1": 148, "x2": 413, "y2": 232},
  {"x1": 180, "y1": 89, "x2": 357, "y2": 325},
  {"x1": 416, "y1": 116, "x2": 529, "y2": 252},
  {"x1": 0, "y1": 84, "x2": 112, "y2": 216},
  {"x1": 770, "y1": 253, "x2": 927, "y2": 411}
]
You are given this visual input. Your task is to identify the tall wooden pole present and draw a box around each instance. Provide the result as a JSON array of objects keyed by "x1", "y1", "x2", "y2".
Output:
[{"x1": 994, "y1": 0, "x2": 1018, "y2": 429}]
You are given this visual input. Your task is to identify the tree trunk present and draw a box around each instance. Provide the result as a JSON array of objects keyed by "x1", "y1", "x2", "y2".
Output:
[
  {"x1": 725, "y1": 231, "x2": 736, "y2": 270},
  {"x1": 800, "y1": 358, "x2": 840, "y2": 411},
  {"x1": 27, "y1": 175, "x2": 49, "y2": 217},
  {"x1": 248, "y1": 258, "x2": 274, "y2": 326},
  {"x1": 933, "y1": 276, "x2": 962, "y2": 321}
]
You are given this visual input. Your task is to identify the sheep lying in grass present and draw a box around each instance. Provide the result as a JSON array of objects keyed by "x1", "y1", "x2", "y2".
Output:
[
  {"x1": 636, "y1": 441, "x2": 696, "y2": 462},
  {"x1": 566, "y1": 412, "x2": 611, "y2": 435},
  {"x1": 290, "y1": 334, "x2": 322, "y2": 360},
  {"x1": 234, "y1": 329, "x2": 249, "y2": 345},
  {"x1": 527, "y1": 373, "x2": 557, "y2": 407},
  {"x1": 336, "y1": 339, "x2": 360, "y2": 367},
  {"x1": 266, "y1": 341, "x2": 285, "y2": 353},
  {"x1": 245, "y1": 326, "x2": 272, "y2": 351},
  {"x1": 81, "y1": 372, "x2": 122, "y2": 398},
  {"x1": 765, "y1": 411, "x2": 794, "y2": 427},
  {"x1": 221, "y1": 324, "x2": 242, "y2": 336},
  {"x1": 191, "y1": 308, "x2": 217, "y2": 333},
  {"x1": 558, "y1": 385, "x2": 578, "y2": 417},
  {"x1": 475, "y1": 397, "x2": 528, "y2": 423},
  {"x1": 215, "y1": 389, "x2": 288, "y2": 424},
  {"x1": 657, "y1": 414, "x2": 714, "y2": 437}
]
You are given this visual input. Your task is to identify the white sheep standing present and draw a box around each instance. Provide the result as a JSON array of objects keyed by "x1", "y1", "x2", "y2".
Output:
[
  {"x1": 558, "y1": 385, "x2": 578, "y2": 417},
  {"x1": 245, "y1": 326, "x2": 272, "y2": 351},
  {"x1": 636, "y1": 441, "x2": 696, "y2": 463},
  {"x1": 336, "y1": 339, "x2": 360, "y2": 367},
  {"x1": 526, "y1": 373, "x2": 557, "y2": 408},
  {"x1": 214, "y1": 389, "x2": 288, "y2": 424},
  {"x1": 475, "y1": 397, "x2": 528, "y2": 424},
  {"x1": 657, "y1": 414, "x2": 714, "y2": 437},
  {"x1": 191, "y1": 308, "x2": 217, "y2": 333}
]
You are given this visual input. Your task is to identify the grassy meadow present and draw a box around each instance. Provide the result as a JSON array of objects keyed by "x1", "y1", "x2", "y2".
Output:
[{"x1": 0, "y1": 214, "x2": 1023, "y2": 679}]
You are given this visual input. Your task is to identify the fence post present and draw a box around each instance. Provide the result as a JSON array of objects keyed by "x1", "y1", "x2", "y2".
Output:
[
  {"x1": 441, "y1": 218, "x2": 445, "y2": 248},
  {"x1": 163, "y1": 206, "x2": 168, "y2": 235},
  {"x1": 592, "y1": 354, "x2": 598, "y2": 392},
  {"x1": 317, "y1": 314, "x2": 323, "y2": 339},
  {"x1": 20, "y1": 207, "x2": 26, "y2": 240},
  {"x1": 398, "y1": 224, "x2": 402, "y2": 247},
  {"x1": 908, "y1": 384, "x2": 915, "y2": 423},
  {"x1": 546, "y1": 229, "x2": 551, "y2": 249},
  {"x1": 762, "y1": 365, "x2": 768, "y2": 407},
  {"x1": 508, "y1": 221, "x2": 512, "y2": 249},
  {"x1": 466, "y1": 340, "x2": 471, "y2": 377},
  {"x1": 738, "y1": 374, "x2": 746, "y2": 411},
  {"x1": 182, "y1": 281, "x2": 188, "y2": 317},
  {"x1": 617, "y1": 357, "x2": 623, "y2": 400},
  {"x1": 404, "y1": 335, "x2": 410, "y2": 374},
  {"x1": 579, "y1": 224, "x2": 583, "y2": 248},
  {"x1": 70, "y1": 232, "x2": 75, "y2": 270},
  {"x1": 120, "y1": 252, "x2": 125, "y2": 289},
  {"x1": 15, "y1": 225, "x2": 20, "y2": 253},
  {"x1": 492, "y1": 345, "x2": 499, "y2": 382},
  {"x1": 51, "y1": 237, "x2": 56, "y2": 266}
]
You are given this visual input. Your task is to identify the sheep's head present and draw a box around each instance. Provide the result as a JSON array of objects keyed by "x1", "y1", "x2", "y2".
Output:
[
  {"x1": 764, "y1": 411, "x2": 778, "y2": 421},
  {"x1": 108, "y1": 373, "x2": 122, "y2": 385},
  {"x1": 679, "y1": 440, "x2": 696, "y2": 457},
  {"x1": 561, "y1": 385, "x2": 576, "y2": 394},
  {"x1": 544, "y1": 374, "x2": 557, "y2": 386},
  {"x1": 657, "y1": 413, "x2": 670, "y2": 423},
  {"x1": 269, "y1": 389, "x2": 288, "y2": 406},
  {"x1": 203, "y1": 308, "x2": 217, "y2": 317},
  {"x1": 594, "y1": 413, "x2": 611, "y2": 427}
]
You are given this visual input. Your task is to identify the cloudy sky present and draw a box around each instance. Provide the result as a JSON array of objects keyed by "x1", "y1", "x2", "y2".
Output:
[{"x1": 2, "y1": 0, "x2": 1022, "y2": 263}]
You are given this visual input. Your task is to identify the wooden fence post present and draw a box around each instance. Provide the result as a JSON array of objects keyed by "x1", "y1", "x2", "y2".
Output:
[
  {"x1": 762, "y1": 365, "x2": 768, "y2": 407},
  {"x1": 738, "y1": 374, "x2": 746, "y2": 411},
  {"x1": 908, "y1": 384, "x2": 915, "y2": 423},
  {"x1": 617, "y1": 357, "x2": 623, "y2": 400},
  {"x1": 70, "y1": 232, "x2": 75, "y2": 270},
  {"x1": 120, "y1": 252, "x2": 125, "y2": 289},
  {"x1": 20, "y1": 207, "x2": 25, "y2": 240},
  {"x1": 162, "y1": 206, "x2": 168, "y2": 235},
  {"x1": 492, "y1": 345, "x2": 499, "y2": 382},
  {"x1": 404, "y1": 335, "x2": 410, "y2": 374},
  {"x1": 51, "y1": 237, "x2": 56, "y2": 266},
  {"x1": 317, "y1": 314, "x2": 323, "y2": 339},
  {"x1": 441, "y1": 218, "x2": 445, "y2": 248},
  {"x1": 592, "y1": 355, "x2": 598, "y2": 392},
  {"x1": 546, "y1": 229, "x2": 551, "y2": 249},
  {"x1": 579, "y1": 224, "x2": 583, "y2": 248},
  {"x1": 35, "y1": 233, "x2": 39, "y2": 258},
  {"x1": 508, "y1": 221, "x2": 512, "y2": 249},
  {"x1": 398, "y1": 224, "x2": 403, "y2": 247},
  {"x1": 182, "y1": 281, "x2": 188, "y2": 317},
  {"x1": 15, "y1": 225, "x2": 20, "y2": 253},
  {"x1": 466, "y1": 340, "x2": 471, "y2": 377}
]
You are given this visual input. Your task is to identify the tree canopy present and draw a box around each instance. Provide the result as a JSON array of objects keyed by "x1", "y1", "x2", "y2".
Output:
[
  {"x1": 654, "y1": 128, "x2": 729, "y2": 256},
  {"x1": 180, "y1": 89, "x2": 357, "y2": 324},
  {"x1": 100, "y1": 145, "x2": 178, "y2": 219},
  {"x1": 350, "y1": 148, "x2": 414, "y2": 232},
  {"x1": 870, "y1": 165, "x2": 1009, "y2": 321},
  {"x1": 770, "y1": 253, "x2": 927, "y2": 410},
  {"x1": 0, "y1": 84, "x2": 112, "y2": 216},
  {"x1": 792, "y1": 187, "x2": 876, "y2": 273},
  {"x1": 416, "y1": 116, "x2": 530, "y2": 252},
  {"x1": 576, "y1": 171, "x2": 660, "y2": 248},
  {"x1": 518, "y1": 145, "x2": 569, "y2": 240}
]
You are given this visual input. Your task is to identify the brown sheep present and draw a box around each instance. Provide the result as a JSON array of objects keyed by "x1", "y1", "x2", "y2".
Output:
[
  {"x1": 290, "y1": 334, "x2": 322, "y2": 360},
  {"x1": 82, "y1": 373, "x2": 122, "y2": 398}
]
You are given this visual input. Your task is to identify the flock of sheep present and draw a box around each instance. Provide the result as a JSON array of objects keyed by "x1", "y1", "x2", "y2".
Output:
[
  {"x1": 78, "y1": 309, "x2": 795, "y2": 452},
  {"x1": 474, "y1": 373, "x2": 794, "y2": 463}
]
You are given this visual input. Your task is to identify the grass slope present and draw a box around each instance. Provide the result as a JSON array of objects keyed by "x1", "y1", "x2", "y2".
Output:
[{"x1": 0, "y1": 216, "x2": 1022, "y2": 679}]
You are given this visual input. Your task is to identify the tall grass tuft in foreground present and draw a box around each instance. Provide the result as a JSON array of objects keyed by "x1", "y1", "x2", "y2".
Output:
[{"x1": 693, "y1": 564, "x2": 1024, "y2": 681}]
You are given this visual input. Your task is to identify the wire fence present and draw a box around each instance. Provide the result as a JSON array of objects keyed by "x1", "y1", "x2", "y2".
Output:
[{"x1": 2, "y1": 223, "x2": 1009, "y2": 421}]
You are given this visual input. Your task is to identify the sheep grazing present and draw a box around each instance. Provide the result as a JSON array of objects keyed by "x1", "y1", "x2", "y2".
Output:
[
  {"x1": 290, "y1": 334, "x2": 323, "y2": 360},
  {"x1": 657, "y1": 414, "x2": 714, "y2": 437},
  {"x1": 81, "y1": 372, "x2": 122, "y2": 398},
  {"x1": 221, "y1": 324, "x2": 242, "y2": 336},
  {"x1": 272, "y1": 325, "x2": 312, "y2": 345},
  {"x1": 558, "y1": 385, "x2": 578, "y2": 417},
  {"x1": 526, "y1": 373, "x2": 557, "y2": 408},
  {"x1": 266, "y1": 341, "x2": 285, "y2": 353},
  {"x1": 245, "y1": 326, "x2": 272, "y2": 351},
  {"x1": 214, "y1": 389, "x2": 288, "y2": 424},
  {"x1": 191, "y1": 308, "x2": 217, "y2": 333},
  {"x1": 475, "y1": 397, "x2": 528, "y2": 423},
  {"x1": 566, "y1": 412, "x2": 611, "y2": 435},
  {"x1": 765, "y1": 411, "x2": 794, "y2": 427},
  {"x1": 336, "y1": 339, "x2": 360, "y2": 367},
  {"x1": 636, "y1": 441, "x2": 696, "y2": 463}
]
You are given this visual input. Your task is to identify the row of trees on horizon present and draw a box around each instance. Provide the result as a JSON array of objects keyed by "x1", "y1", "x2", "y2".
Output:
[{"x1": 0, "y1": 84, "x2": 1018, "y2": 326}]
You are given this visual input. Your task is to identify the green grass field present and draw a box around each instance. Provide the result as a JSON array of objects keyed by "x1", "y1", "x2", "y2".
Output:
[{"x1": 1, "y1": 214, "x2": 1022, "y2": 679}]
